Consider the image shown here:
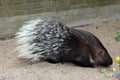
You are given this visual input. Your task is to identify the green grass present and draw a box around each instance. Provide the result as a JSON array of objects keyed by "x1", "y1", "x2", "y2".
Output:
[{"x1": 115, "y1": 30, "x2": 120, "y2": 41}]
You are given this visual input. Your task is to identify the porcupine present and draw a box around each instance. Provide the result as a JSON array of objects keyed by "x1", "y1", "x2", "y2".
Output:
[{"x1": 15, "y1": 19, "x2": 113, "y2": 67}]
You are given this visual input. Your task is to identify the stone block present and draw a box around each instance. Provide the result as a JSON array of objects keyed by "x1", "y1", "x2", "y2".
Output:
[
  {"x1": 29, "y1": 2, "x2": 43, "y2": 9},
  {"x1": 28, "y1": 8, "x2": 44, "y2": 14},
  {"x1": 70, "y1": 0, "x2": 85, "y2": 5},
  {"x1": 24, "y1": 0, "x2": 43, "y2": 3}
]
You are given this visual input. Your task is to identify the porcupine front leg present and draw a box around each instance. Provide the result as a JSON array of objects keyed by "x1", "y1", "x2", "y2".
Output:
[{"x1": 72, "y1": 50, "x2": 95, "y2": 67}]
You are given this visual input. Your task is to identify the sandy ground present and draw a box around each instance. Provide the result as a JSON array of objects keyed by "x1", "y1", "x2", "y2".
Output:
[{"x1": 0, "y1": 20, "x2": 120, "y2": 80}]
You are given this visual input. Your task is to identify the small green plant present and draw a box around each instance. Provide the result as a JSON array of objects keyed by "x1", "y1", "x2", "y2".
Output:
[{"x1": 115, "y1": 30, "x2": 120, "y2": 41}]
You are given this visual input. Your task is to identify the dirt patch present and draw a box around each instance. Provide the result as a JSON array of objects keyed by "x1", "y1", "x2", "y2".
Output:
[{"x1": 0, "y1": 20, "x2": 120, "y2": 80}]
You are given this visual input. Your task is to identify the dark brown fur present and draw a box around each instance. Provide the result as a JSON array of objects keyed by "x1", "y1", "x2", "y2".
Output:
[
  {"x1": 47, "y1": 28, "x2": 113, "y2": 67},
  {"x1": 70, "y1": 29, "x2": 113, "y2": 67}
]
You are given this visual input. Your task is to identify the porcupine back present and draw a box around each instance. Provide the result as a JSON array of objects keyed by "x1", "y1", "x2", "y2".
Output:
[{"x1": 15, "y1": 19, "x2": 71, "y2": 62}]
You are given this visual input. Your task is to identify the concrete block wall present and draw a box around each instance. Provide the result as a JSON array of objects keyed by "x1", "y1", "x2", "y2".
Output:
[
  {"x1": 0, "y1": 0, "x2": 120, "y2": 39},
  {"x1": 0, "y1": 0, "x2": 120, "y2": 17}
]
